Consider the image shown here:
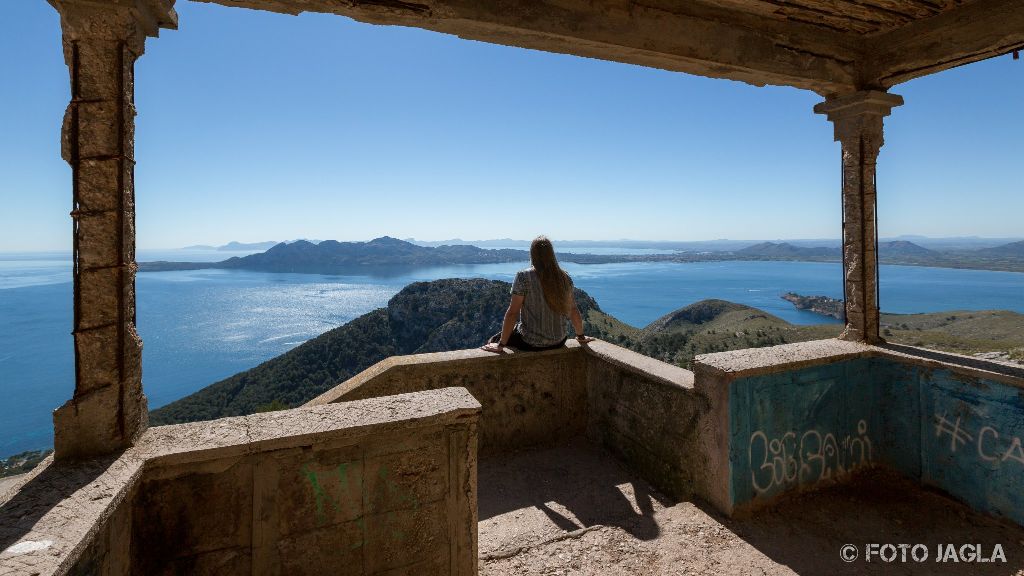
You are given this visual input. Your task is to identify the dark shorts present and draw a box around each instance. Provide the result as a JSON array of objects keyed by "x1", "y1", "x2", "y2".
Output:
[{"x1": 488, "y1": 328, "x2": 567, "y2": 352}]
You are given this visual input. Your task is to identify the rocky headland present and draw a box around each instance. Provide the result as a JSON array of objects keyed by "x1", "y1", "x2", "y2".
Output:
[{"x1": 781, "y1": 292, "x2": 845, "y2": 320}]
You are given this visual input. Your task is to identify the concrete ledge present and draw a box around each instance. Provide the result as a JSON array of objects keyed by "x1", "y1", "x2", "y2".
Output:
[
  {"x1": 308, "y1": 341, "x2": 583, "y2": 406},
  {"x1": 140, "y1": 387, "x2": 481, "y2": 467},
  {"x1": 694, "y1": 338, "x2": 873, "y2": 377},
  {"x1": 0, "y1": 474, "x2": 30, "y2": 504},
  {"x1": 306, "y1": 340, "x2": 708, "y2": 501},
  {"x1": 694, "y1": 338, "x2": 1024, "y2": 388},
  {"x1": 306, "y1": 343, "x2": 589, "y2": 455},
  {"x1": 877, "y1": 343, "x2": 1024, "y2": 389},
  {"x1": 309, "y1": 338, "x2": 695, "y2": 404},
  {"x1": 0, "y1": 454, "x2": 144, "y2": 576},
  {"x1": 583, "y1": 340, "x2": 695, "y2": 390}
]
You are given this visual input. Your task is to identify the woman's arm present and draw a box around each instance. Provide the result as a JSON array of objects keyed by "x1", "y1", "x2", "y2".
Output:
[
  {"x1": 569, "y1": 304, "x2": 595, "y2": 343},
  {"x1": 499, "y1": 295, "x2": 525, "y2": 345},
  {"x1": 482, "y1": 294, "x2": 524, "y2": 353}
]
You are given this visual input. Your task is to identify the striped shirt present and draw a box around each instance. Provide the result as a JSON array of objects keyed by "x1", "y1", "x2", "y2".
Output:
[{"x1": 511, "y1": 268, "x2": 572, "y2": 347}]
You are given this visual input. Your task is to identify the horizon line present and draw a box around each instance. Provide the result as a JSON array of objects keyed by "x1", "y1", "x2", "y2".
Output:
[{"x1": 4, "y1": 233, "x2": 1024, "y2": 253}]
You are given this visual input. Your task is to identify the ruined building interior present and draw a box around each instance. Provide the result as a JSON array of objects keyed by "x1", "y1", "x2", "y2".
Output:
[{"x1": 2, "y1": 0, "x2": 1024, "y2": 574}]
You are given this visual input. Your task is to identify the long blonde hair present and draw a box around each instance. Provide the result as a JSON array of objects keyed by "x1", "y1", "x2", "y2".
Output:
[{"x1": 530, "y1": 236, "x2": 573, "y2": 316}]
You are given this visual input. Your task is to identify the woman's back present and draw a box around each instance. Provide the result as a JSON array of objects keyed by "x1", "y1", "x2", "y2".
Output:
[
  {"x1": 481, "y1": 235, "x2": 592, "y2": 354},
  {"x1": 512, "y1": 267, "x2": 572, "y2": 347}
]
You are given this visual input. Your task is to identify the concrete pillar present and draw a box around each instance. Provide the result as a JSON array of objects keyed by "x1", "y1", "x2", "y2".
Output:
[
  {"x1": 814, "y1": 90, "x2": 902, "y2": 345},
  {"x1": 49, "y1": 0, "x2": 176, "y2": 460}
]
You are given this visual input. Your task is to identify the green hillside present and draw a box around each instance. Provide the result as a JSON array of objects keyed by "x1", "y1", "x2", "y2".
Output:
[
  {"x1": 629, "y1": 300, "x2": 839, "y2": 367},
  {"x1": 880, "y1": 310, "x2": 1024, "y2": 359},
  {"x1": 589, "y1": 301, "x2": 1024, "y2": 368}
]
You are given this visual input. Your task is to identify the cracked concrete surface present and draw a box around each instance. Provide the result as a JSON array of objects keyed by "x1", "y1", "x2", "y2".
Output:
[{"x1": 479, "y1": 440, "x2": 1024, "y2": 576}]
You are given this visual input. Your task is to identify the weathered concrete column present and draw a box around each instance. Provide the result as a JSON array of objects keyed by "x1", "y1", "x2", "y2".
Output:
[
  {"x1": 49, "y1": 0, "x2": 176, "y2": 460},
  {"x1": 814, "y1": 90, "x2": 902, "y2": 345}
]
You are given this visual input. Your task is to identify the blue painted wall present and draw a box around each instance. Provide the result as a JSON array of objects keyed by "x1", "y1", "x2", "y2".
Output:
[
  {"x1": 729, "y1": 356, "x2": 1024, "y2": 525},
  {"x1": 919, "y1": 366, "x2": 1024, "y2": 525}
]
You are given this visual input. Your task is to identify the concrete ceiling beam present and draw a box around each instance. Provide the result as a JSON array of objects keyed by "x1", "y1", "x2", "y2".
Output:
[
  {"x1": 866, "y1": 0, "x2": 1024, "y2": 88},
  {"x1": 192, "y1": 0, "x2": 863, "y2": 95},
  {"x1": 66, "y1": 0, "x2": 1024, "y2": 96}
]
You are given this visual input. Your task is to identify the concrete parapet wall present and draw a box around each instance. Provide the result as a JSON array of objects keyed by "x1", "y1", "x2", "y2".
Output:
[
  {"x1": 313, "y1": 341, "x2": 784, "y2": 506},
  {"x1": 307, "y1": 345, "x2": 588, "y2": 455},
  {"x1": 306, "y1": 337, "x2": 1024, "y2": 527},
  {"x1": 695, "y1": 340, "x2": 1024, "y2": 525},
  {"x1": 311, "y1": 341, "x2": 725, "y2": 505},
  {"x1": 584, "y1": 341, "x2": 704, "y2": 501},
  {"x1": 1, "y1": 388, "x2": 480, "y2": 576},
  {"x1": 721, "y1": 354, "x2": 899, "y2": 512}
]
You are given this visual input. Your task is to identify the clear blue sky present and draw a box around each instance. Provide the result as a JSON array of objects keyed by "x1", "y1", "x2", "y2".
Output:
[{"x1": 1, "y1": 1, "x2": 1021, "y2": 250}]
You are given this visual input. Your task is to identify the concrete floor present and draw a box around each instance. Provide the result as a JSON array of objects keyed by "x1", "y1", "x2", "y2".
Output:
[{"x1": 478, "y1": 439, "x2": 1024, "y2": 575}]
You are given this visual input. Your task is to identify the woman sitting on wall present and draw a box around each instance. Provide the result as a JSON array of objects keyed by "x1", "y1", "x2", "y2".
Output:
[{"x1": 481, "y1": 236, "x2": 594, "y2": 353}]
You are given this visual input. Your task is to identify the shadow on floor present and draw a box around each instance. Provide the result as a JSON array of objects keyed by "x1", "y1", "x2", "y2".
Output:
[
  {"x1": 699, "y1": 467, "x2": 1024, "y2": 575},
  {"x1": 480, "y1": 440, "x2": 1024, "y2": 575},
  {"x1": 479, "y1": 437, "x2": 672, "y2": 542}
]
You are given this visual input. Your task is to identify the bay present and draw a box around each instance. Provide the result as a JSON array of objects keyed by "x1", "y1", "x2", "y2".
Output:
[{"x1": 2, "y1": 251, "x2": 1022, "y2": 457}]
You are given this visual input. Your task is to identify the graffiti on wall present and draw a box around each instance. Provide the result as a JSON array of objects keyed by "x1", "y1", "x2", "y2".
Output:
[
  {"x1": 304, "y1": 462, "x2": 360, "y2": 526},
  {"x1": 923, "y1": 369, "x2": 1024, "y2": 526},
  {"x1": 730, "y1": 357, "x2": 1024, "y2": 527},
  {"x1": 934, "y1": 413, "x2": 1024, "y2": 467},
  {"x1": 302, "y1": 461, "x2": 419, "y2": 548},
  {"x1": 749, "y1": 419, "x2": 873, "y2": 494}
]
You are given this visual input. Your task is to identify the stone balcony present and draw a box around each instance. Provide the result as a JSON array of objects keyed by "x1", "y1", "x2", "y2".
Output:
[
  {"x1": 3, "y1": 339, "x2": 1024, "y2": 574},
  {"x1": 15, "y1": 0, "x2": 1024, "y2": 572}
]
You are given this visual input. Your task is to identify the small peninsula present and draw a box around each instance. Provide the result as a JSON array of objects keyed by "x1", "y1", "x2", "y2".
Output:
[{"x1": 782, "y1": 292, "x2": 845, "y2": 320}]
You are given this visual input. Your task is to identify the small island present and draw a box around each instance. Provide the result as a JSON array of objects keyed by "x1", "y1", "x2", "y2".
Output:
[{"x1": 782, "y1": 292, "x2": 845, "y2": 320}]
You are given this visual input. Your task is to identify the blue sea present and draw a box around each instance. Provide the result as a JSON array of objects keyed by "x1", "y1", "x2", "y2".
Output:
[{"x1": 2, "y1": 250, "x2": 1023, "y2": 457}]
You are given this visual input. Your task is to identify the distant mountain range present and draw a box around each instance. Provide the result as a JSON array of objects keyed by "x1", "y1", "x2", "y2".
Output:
[
  {"x1": 736, "y1": 242, "x2": 838, "y2": 259},
  {"x1": 405, "y1": 236, "x2": 1024, "y2": 251},
  {"x1": 182, "y1": 241, "x2": 282, "y2": 251},
  {"x1": 140, "y1": 236, "x2": 1024, "y2": 274},
  {"x1": 730, "y1": 240, "x2": 1024, "y2": 271},
  {"x1": 180, "y1": 236, "x2": 1023, "y2": 254},
  {"x1": 143, "y1": 237, "x2": 530, "y2": 272},
  {"x1": 735, "y1": 239, "x2": 944, "y2": 261},
  {"x1": 973, "y1": 240, "x2": 1024, "y2": 258}
]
